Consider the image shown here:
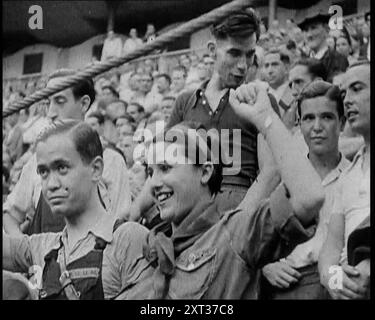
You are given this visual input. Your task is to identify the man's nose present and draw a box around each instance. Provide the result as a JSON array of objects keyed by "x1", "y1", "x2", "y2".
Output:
[
  {"x1": 47, "y1": 102, "x2": 58, "y2": 121},
  {"x1": 237, "y1": 55, "x2": 247, "y2": 72},
  {"x1": 46, "y1": 173, "x2": 61, "y2": 191},
  {"x1": 312, "y1": 118, "x2": 323, "y2": 131}
]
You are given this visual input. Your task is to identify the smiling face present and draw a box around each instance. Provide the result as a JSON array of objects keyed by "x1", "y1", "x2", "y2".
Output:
[
  {"x1": 341, "y1": 65, "x2": 370, "y2": 136},
  {"x1": 300, "y1": 96, "x2": 343, "y2": 156},
  {"x1": 214, "y1": 34, "x2": 257, "y2": 89},
  {"x1": 36, "y1": 134, "x2": 97, "y2": 217},
  {"x1": 146, "y1": 142, "x2": 210, "y2": 225}
]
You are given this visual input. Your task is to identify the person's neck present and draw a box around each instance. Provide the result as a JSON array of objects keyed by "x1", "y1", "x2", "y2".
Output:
[
  {"x1": 269, "y1": 79, "x2": 286, "y2": 90},
  {"x1": 308, "y1": 148, "x2": 341, "y2": 180},
  {"x1": 65, "y1": 191, "x2": 106, "y2": 248},
  {"x1": 171, "y1": 192, "x2": 213, "y2": 233},
  {"x1": 206, "y1": 73, "x2": 228, "y2": 93}
]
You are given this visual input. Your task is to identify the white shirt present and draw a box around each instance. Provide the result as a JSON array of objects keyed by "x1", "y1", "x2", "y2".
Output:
[
  {"x1": 101, "y1": 37, "x2": 123, "y2": 61},
  {"x1": 332, "y1": 146, "x2": 370, "y2": 264},
  {"x1": 285, "y1": 154, "x2": 351, "y2": 268}
]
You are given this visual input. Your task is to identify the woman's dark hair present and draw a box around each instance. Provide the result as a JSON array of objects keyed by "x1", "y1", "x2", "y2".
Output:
[{"x1": 150, "y1": 121, "x2": 223, "y2": 196}]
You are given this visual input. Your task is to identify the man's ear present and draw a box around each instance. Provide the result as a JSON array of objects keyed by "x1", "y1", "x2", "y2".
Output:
[
  {"x1": 80, "y1": 95, "x2": 91, "y2": 114},
  {"x1": 200, "y1": 162, "x2": 214, "y2": 186},
  {"x1": 207, "y1": 41, "x2": 217, "y2": 59},
  {"x1": 90, "y1": 156, "x2": 104, "y2": 182}
]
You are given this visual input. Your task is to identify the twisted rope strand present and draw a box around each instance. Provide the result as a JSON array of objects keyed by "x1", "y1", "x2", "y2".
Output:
[{"x1": 3, "y1": 0, "x2": 252, "y2": 117}]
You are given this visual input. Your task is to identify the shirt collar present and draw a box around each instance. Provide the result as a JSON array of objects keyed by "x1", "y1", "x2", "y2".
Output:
[
  {"x1": 321, "y1": 153, "x2": 351, "y2": 186},
  {"x1": 194, "y1": 80, "x2": 230, "y2": 109},
  {"x1": 58, "y1": 213, "x2": 116, "y2": 246}
]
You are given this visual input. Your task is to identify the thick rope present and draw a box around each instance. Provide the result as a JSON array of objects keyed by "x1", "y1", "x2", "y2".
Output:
[{"x1": 3, "y1": 0, "x2": 252, "y2": 117}]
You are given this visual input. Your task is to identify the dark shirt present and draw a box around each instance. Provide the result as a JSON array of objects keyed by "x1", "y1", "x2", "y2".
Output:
[{"x1": 167, "y1": 81, "x2": 280, "y2": 188}]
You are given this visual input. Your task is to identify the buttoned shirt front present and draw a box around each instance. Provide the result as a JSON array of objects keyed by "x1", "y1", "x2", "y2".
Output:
[
  {"x1": 4, "y1": 215, "x2": 153, "y2": 299},
  {"x1": 167, "y1": 82, "x2": 263, "y2": 188}
]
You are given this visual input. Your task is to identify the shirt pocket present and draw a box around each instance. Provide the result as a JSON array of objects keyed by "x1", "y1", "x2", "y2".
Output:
[{"x1": 169, "y1": 248, "x2": 217, "y2": 299}]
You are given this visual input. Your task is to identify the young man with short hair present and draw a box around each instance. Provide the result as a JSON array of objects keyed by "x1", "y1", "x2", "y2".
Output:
[
  {"x1": 3, "y1": 121, "x2": 153, "y2": 299},
  {"x1": 167, "y1": 10, "x2": 280, "y2": 214},
  {"x1": 3, "y1": 69, "x2": 131, "y2": 236},
  {"x1": 261, "y1": 81, "x2": 351, "y2": 299},
  {"x1": 319, "y1": 61, "x2": 370, "y2": 300}
]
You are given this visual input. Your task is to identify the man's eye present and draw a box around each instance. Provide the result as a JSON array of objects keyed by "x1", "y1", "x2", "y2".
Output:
[
  {"x1": 57, "y1": 165, "x2": 68, "y2": 174},
  {"x1": 38, "y1": 169, "x2": 49, "y2": 179},
  {"x1": 302, "y1": 115, "x2": 314, "y2": 121}
]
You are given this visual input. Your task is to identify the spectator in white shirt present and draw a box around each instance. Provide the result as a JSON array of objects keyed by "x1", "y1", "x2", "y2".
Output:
[{"x1": 101, "y1": 30, "x2": 123, "y2": 61}]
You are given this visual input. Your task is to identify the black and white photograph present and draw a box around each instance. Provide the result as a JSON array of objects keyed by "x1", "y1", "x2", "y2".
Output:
[{"x1": 2, "y1": 0, "x2": 371, "y2": 307}]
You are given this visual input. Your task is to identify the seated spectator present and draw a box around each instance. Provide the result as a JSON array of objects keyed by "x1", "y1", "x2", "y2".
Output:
[
  {"x1": 102, "y1": 99, "x2": 128, "y2": 144},
  {"x1": 119, "y1": 72, "x2": 140, "y2": 103},
  {"x1": 170, "y1": 66, "x2": 187, "y2": 97},
  {"x1": 115, "y1": 113, "x2": 136, "y2": 130},
  {"x1": 101, "y1": 30, "x2": 123, "y2": 61},
  {"x1": 155, "y1": 73, "x2": 171, "y2": 97},
  {"x1": 298, "y1": 12, "x2": 349, "y2": 82},
  {"x1": 3, "y1": 110, "x2": 24, "y2": 164},
  {"x1": 117, "y1": 134, "x2": 135, "y2": 168},
  {"x1": 319, "y1": 62, "x2": 370, "y2": 300},
  {"x1": 160, "y1": 96, "x2": 176, "y2": 123},
  {"x1": 261, "y1": 81, "x2": 350, "y2": 299},
  {"x1": 101, "y1": 85, "x2": 119, "y2": 107},
  {"x1": 126, "y1": 102, "x2": 146, "y2": 127},
  {"x1": 131, "y1": 72, "x2": 162, "y2": 114},
  {"x1": 263, "y1": 48, "x2": 291, "y2": 114},
  {"x1": 336, "y1": 33, "x2": 358, "y2": 66},
  {"x1": 185, "y1": 60, "x2": 209, "y2": 90},
  {"x1": 123, "y1": 28, "x2": 143, "y2": 55}
]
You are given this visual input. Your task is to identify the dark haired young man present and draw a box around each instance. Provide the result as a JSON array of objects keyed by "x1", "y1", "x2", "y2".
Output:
[
  {"x1": 319, "y1": 62, "x2": 370, "y2": 300},
  {"x1": 261, "y1": 81, "x2": 351, "y2": 299},
  {"x1": 168, "y1": 11, "x2": 280, "y2": 214},
  {"x1": 3, "y1": 121, "x2": 152, "y2": 299},
  {"x1": 3, "y1": 69, "x2": 131, "y2": 237}
]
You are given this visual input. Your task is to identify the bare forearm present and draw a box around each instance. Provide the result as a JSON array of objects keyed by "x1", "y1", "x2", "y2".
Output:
[{"x1": 258, "y1": 112, "x2": 324, "y2": 222}]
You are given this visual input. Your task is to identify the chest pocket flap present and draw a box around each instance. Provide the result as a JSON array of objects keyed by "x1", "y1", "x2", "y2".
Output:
[{"x1": 169, "y1": 248, "x2": 217, "y2": 299}]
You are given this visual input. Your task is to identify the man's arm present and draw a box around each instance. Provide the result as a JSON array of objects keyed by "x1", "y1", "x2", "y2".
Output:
[
  {"x1": 3, "y1": 233, "x2": 32, "y2": 273},
  {"x1": 102, "y1": 149, "x2": 132, "y2": 220},
  {"x1": 166, "y1": 92, "x2": 189, "y2": 128},
  {"x1": 3, "y1": 154, "x2": 39, "y2": 236},
  {"x1": 230, "y1": 83, "x2": 324, "y2": 225}
]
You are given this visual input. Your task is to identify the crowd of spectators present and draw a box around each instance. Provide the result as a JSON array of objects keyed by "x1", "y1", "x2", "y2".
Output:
[{"x1": 2, "y1": 9, "x2": 371, "y2": 300}]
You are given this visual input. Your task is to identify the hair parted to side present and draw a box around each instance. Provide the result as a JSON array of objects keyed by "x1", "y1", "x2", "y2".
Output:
[
  {"x1": 211, "y1": 8, "x2": 261, "y2": 41},
  {"x1": 36, "y1": 120, "x2": 103, "y2": 164},
  {"x1": 48, "y1": 69, "x2": 96, "y2": 110},
  {"x1": 291, "y1": 58, "x2": 328, "y2": 81},
  {"x1": 297, "y1": 80, "x2": 344, "y2": 119},
  {"x1": 150, "y1": 121, "x2": 223, "y2": 195}
]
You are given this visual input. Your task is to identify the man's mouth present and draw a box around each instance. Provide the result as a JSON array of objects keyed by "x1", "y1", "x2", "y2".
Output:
[{"x1": 347, "y1": 110, "x2": 359, "y2": 121}]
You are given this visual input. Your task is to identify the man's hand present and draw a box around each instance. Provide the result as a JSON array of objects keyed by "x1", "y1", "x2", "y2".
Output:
[
  {"x1": 229, "y1": 82, "x2": 274, "y2": 131},
  {"x1": 352, "y1": 260, "x2": 370, "y2": 298},
  {"x1": 262, "y1": 261, "x2": 301, "y2": 289},
  {"x1": 326, "y1": 264, "x2": 367, "y2": 299}
]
